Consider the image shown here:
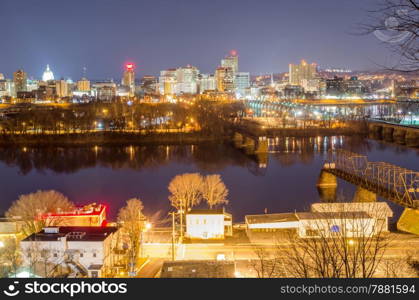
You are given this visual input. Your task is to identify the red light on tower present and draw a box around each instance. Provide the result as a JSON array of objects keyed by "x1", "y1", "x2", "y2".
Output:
[
  {"x1": 230, "y1": 50, "x2": 238, "y2": 56},
  {"x1": 125, "y1": 63, "x2": 135, "y2": 71}
]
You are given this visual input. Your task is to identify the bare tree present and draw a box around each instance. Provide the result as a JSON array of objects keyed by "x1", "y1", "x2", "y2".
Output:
[
  {"x1": 362, "y1": 0, "x2": 419, "y2": 72},
  {"x1": 168, "y1": 173, "x2": 203, "y2": 239},
  {"x1": 284, "y1": 205, "x2": 390, "y2": 278},
  {"x1": 0, "y1": 239, "x2": 22, "y2": 278},
  {"x1": 6, "y1": 190, "x2": 75, "y2": 236},
  {"x1": 250, "y1": 246, "x2": 287, "y2": 278},
  {"x1": 201, "y1": 174, "x2": 229, "y2": 209},
  {"x1": 117, "y1": 198, "x2": 145, "y2": 276}
]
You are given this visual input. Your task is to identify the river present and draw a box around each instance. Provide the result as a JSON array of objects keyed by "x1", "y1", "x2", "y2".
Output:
[{"x1": 0, "y1": 136, "x2": 417, "y2": 224}]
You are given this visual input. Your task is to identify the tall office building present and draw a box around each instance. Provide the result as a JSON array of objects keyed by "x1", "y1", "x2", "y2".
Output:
[
  {"x1": 77, "y1": 78, "x2": 91, "y2": 91},
  {"x1": 0, "y1": 73, "x2": 4, "y2": 80},
  {"x1": 289, "y1": 60, "x2": 317, "y2": 86},
  {"x1": 122, "y1": 63, "x2": 136, "y2": 96},
  {"x1": 235, "y1": 72, "x2": 250, "y2": 97},
  {"x1": 42, "y1": 64, "x2": 55, "y2": 81},
  {"x1": 198, "y1": 74, "x2": 216, "y2": 93},
  {"x1": 140, "y1": 75, "x2": 157, "y2": 94},
  {"x1": 215, "y1": 67, "x2": 234, "y2": 92},
  {"x1": 13, "y1": 69, "x2": 28, "y2": 93},
  {"x1": 175, "y1": 65, "x2": 199, "y2": 94},
  {"x1": 221, "y1": 50, "x2": 239, "y2": 74},
  {"x1": 56, "y1": 79, "x2": 69, "y2": 98},
  {"x1": 159, "y1": 69, "x2": 177, "y2": 95}
]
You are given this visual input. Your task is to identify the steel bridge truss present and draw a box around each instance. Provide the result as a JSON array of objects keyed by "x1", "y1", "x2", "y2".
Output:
[{"x1": 325, "y1": 149, "x2": 418, "y2": 208}]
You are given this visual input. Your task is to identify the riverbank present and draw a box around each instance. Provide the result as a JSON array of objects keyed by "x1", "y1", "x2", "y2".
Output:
[
  {"x1": 0, "y1": 131, "x2": 229, "y2": 146},
  {"x1": 0, "y1": 126, "x2": 369, "y2": 146}
]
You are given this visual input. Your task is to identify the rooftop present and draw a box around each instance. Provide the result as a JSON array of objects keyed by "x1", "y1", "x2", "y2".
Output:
[
  {"x1": 296, "y1": 211, "x2": 372, "y2": 220},
  {"x1": 245, "y1": 213, "x2": 299, "y2": 224},
  {"x1": 22, "y1": 226, "x2": 117, "y2": 242},
  {"x1": 245, "y1": 211, "x2": 373, "y2": 224},
  {"x1": 160, "y1": 260, "x2": 236, "y2": 278},
  {"x1": 187, "y1": 209, "x2": 229, "y2": 215}
]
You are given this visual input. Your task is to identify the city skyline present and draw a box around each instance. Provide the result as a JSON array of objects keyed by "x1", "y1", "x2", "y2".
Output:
[{"x1": 0, "y1": 0, "x2": 400, "y2": 79}]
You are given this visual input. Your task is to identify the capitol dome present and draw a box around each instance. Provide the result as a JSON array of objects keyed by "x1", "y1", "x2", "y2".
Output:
[{"x1": 42, "y1": 64, "x2": 55, "y2": 81}]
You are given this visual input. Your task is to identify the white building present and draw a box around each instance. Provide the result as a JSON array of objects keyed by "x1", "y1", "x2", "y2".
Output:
[
  {"x1": 198, "y1": 74, "x2": 216, "y2": 94},
  {"x1": 42, "y1": 64, "x2": 55, "y2": 82},
  {"x1": 246, "y1": 204, "x2": 388, "y2": 238},
  {"x1": 20, "y1": 226, "x2": 118, "y2": 278},
  {"x1": 310, "y1": 202, "x2": 393, "y2": 233},
  {"x1": 175, "y1": 65, "x2": 199, "y2": 94},
  {"x1": 0, "y1": 79, "x2": 14, "y2": 98},
  {"x1": 235, "y1": 72, "x2": 250, "y2": 97},
  {"x1": 186, "y1": 209, "x2": 232, "y2": 239},
  {"x1": 159, "y1": 69, "x2": 177, "y2": 95}
]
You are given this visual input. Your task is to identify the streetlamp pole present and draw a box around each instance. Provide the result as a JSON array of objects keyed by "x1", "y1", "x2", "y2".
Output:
[{"x1": 171, "y1": 212, "x2": 175, "y2": 261}]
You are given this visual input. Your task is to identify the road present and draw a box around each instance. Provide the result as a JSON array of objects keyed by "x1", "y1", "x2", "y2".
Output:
[{"x1": 137, "y1": 258, "x2": 165, "y2": 278}]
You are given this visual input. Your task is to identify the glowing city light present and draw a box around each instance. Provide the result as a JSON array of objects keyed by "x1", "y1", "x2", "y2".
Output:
[{"x1": 125, "y1": 63, "x2": 135, "y2": 70}]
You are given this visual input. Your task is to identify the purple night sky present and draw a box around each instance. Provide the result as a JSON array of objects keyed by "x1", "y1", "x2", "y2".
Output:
[{"x1": 1, "y1": 0, "x2": 393, "y2": 79}]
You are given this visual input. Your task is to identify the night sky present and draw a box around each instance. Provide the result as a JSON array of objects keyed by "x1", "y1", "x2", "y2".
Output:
[{"x1": 1, "y1": 0, "x2": 392, "y2": 80}]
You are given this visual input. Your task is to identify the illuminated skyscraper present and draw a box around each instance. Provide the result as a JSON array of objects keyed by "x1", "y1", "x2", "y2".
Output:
[
  {"x1": 198, "y1": 74, "x2": 216, "y2": 93},
  {"x1": 56, "y1": 79, "x2": 69, "y2": 98},
  {"x1": 215, "y1": 67, "x2": 234, "y2": 92},
  {"x1": 175, "y1": 65, "x2": 199, "y2": 94},
  {"x1": 221, "y1": 50, "x2": 239, "y2": 74},
  {"x1": 122, "y1": 63, "x2": 136, "y2": 96},
  {"x1": 159, "y1": 69, "x2": 177, "y2": 95},
  {"x1": 235, "y1": 72, "x2": 250, "y2": 97},
  {"x1": 289, "y1": 60, "x2": 317, "y2": 86},
  {"x1": 77, "y1": 78, "x2": 91, "y2": 91},
  {"x1": 13, "y1": 69, "x2": 28, "y2": 92}
]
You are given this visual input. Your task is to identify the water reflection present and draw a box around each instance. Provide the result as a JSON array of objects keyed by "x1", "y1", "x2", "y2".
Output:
[{"x1": 0, "y1": 136, "x2": 375, "y2": 175}]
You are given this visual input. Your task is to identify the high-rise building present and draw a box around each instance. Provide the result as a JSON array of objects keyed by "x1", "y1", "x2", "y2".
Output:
[
  {"x1": 198, "y1": 74, "x2": 216, "y2": 93},
  {"x1": 0, "y1": 73, "x2": 4, "y2": 80},
  {"x1": 140, "y1": 75, "x2": 157, "y2": 94},
  {"x1": 0, "y1": 79, "x2": 14, "y2": 98},
  {"x1": 13, "y1": 69, "x2": 28, "y2": 93},
  {"x1": 42, "y1": 65, "x2": 55, "y2": 81},
  {"x1": 215, "y1": 67, "x2": 234, "y2": 92},
  {"x1": 221, "y1": 50, "x2": 239, "y2": 74},
  {"x1": 159, "y1": 69, "x2": 177, "y2": 95},
  {"x1": 235, "y1": 72, "x2": 250, "y2": 96},
  {"x1": 289, "y1": 60, "x2": 317, "y2": 86},
  {"x1": 122, "y1": 63, "x2": 136, "y2": 96},
  {"x1": 77, "y1": 78, "x2": 91, "y2": 92},
  {"x1": 175, "y1": 65, "x2": 199, "y2": 94},
  {"x1": 56, "y1": 79, "x2": 69, "y2": 98},
  {"x1": 326, "y1": 76, "x2": 345, "y2": 96}
]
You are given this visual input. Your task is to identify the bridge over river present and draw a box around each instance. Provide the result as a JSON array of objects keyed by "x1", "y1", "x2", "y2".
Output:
[{"x1": 318, "y1": 149, "x2": 419, "y2": 208}]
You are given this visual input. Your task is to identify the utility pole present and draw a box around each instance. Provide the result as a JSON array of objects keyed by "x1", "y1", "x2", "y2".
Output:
[{"x1": 170, "y1": 212, "x2": 175, "y2": 261}]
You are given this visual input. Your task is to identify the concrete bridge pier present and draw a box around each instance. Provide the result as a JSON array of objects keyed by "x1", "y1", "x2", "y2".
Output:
[
  {"x1": 233, "y1": 132, "x2": 244, "y2": 148},
  {"x1": 317, "y1": 170, "x2": 338, "y2": 203},
  {"x1": 255, "y1": 137, "x2": 268, "y2": 153},
  {"x1": 353, "y1": 186, "x2": 377, "y2": 202},
  {"x1": 393, "y1": 128, "x2": 406, "y2": 144},
  {"x1": 243, "y1": 137, "x2": 256, "y2": 155},
  {"x1": 382, "y1": 127, "x2": 394, "y2": 142},
  {"x1": 406, "y1": 130, "x2": 419, "y2": 147}
]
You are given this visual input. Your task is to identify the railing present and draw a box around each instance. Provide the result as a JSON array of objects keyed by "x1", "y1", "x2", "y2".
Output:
[{"x1": 325, "y1": 149, "x2": 419, "y2": 208}]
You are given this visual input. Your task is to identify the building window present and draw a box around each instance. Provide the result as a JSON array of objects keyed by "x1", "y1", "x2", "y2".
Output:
[
  {"x1": 80, "y1": 253, "x2": 84, "y2": 258},
  {"x1": 93, "y1": 253, "x2": 97, "y2": 258},
  {"x1": 53, "y1": 253, "x2": 58, "y2": 258},
  {"x1": 330, "y1": 225, "x2": 340, "y2": 233}
]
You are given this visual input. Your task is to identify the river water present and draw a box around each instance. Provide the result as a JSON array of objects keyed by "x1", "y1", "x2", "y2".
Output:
[{"x1": 0, "y1": 137, "x2": 417, "y2": 223}]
